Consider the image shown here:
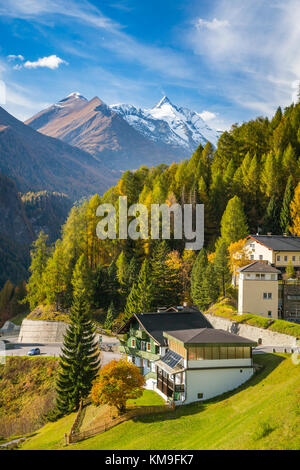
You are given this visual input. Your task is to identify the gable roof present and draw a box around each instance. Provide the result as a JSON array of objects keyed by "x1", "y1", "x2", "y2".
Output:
[
  {"x1": 164, "y1": 328, "x2": 257, "y2": 346},
  {"x1": 118, "y1": 308, "x2": 213, "y2": 345},
  {"x1": 237, "y1": 261, "x2": 281, "y2": 274},
  {"x1": 248, "y1": 235, "x2": 300, "y2": 252}
]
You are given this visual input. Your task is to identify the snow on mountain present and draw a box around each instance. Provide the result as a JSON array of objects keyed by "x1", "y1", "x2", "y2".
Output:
[{"x1": 110, "y1": 96, "x2": 221, "y2": 152}]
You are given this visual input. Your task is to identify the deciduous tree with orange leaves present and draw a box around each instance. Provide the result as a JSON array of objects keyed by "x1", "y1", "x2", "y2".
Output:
[{"x1": 91, "y1": 359, "x2": 145, "y2": 413}]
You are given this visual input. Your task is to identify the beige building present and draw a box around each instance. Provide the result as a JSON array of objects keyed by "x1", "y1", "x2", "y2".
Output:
[
  {"x1": 244, "y1": 235, "x2": 300, "y2": 271},
  {"x1": 238, "y1": 262, "x2": 281, "y2": 319}
]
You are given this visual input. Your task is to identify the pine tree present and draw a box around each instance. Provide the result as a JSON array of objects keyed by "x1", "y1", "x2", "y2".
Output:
[
  {"x1": 280, "y1": 175, "x2": 294, "y2": 234},
  {"x1": 214, "y1": 239, "x2": 231, "y2": 297},
  {"x1": 220, "y1": 196, "x2": 249, "y2": 246},
  {"x1": 262, "y1": 196, "x2": 281, "y2": 234},
  {"x1": 56, "y1": 254, "x2": 100, "y2": 415},
  {"x1": 201, "y1": 263, "x2": 219, "y2": 309},
  {"x1": 190, "y1": 248, "x2": 208, "y2": 308},
  {"x1": 150, "y1": 241, "x2": 170, "y2": 307},
  {"x1": 104, "y1": 301, "x2": 117, "y2": 330},
  {"x1": 124, "y1": 258, "x2": 153, "y2": 319},
  {"x1": 25, "y1": 231, "x2": 51, "y2": 310}
]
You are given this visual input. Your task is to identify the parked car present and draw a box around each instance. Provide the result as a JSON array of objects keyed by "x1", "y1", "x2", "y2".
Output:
[{"x1": 27, "y1": 347, "x2": 40, "y2": 356}]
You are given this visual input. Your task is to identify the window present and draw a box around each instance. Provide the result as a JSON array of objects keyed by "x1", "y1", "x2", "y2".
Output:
[
  {"x1": 131, "y1": 339, "x2": 136, "y2": 348},
  {"x1": 251, "y1": 255, "x2": 254, "y2": 260},
  {"x1": 263, "y1": 292, "x2": 268, "y2": 299},
  {"x1": 268, "y1": 293, "x2": 272, "y2": 299},
  {"x1": 256, "y1": 274, "x2": 260, "y2": 278},
  {"x1": 261, "y1": 274, "x2": 265, "y2": 279},
  {"x1": 147, "y1": 342, "x2": 151, "y2": 352},
  {"x1": 284, "y1": 256, "x2": 288, "y2": 262},
  {"x1": 132, "y1": 356, "x2": 135, "y2": 364},
  {"x1": 268, "y1": 311, "x2": 272, "y2": 317},
  {"x1": 197, "y1": 393, "x2": 204, "y2": 399},
  {"x1": 292, "y1": 256, "x2": 296, "y2": 262},
  {"x1": 141, "y1": 341, "x2": 146, "y2": 351},
  {"x1": 147, "y1": 360, "x2": 151, "y2": 368},
  {"x1": 259, "y1": 255, "x2": 263, "y2": 260},
  {"x1": 250, "y1": 243, "x2": 255, "y2": 248},
  {"x1": 277, "y1": 256, "x2": 281, "y2": 262},
  {"x1": 271, "y1": 274, "x2": 276, "y2": 280}
]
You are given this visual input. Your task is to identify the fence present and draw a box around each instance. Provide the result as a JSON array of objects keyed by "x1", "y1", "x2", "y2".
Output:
[{"x1": 68, "y1": 405, "x2": 171, "y2": 444}]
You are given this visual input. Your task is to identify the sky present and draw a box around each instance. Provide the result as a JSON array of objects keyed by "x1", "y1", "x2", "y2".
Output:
[{"x1": 0, "y1": 0, "x2": 300, "y2": 130}]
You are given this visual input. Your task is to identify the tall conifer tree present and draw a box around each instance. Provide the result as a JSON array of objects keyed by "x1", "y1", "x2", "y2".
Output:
[{"x1": 56, "y1": 255, "x2": 100, "y2": 415}]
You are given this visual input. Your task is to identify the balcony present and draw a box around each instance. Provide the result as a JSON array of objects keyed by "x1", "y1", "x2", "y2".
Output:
[{"x1": 157, "y1": 374, "x2": 185, "y2": 396}]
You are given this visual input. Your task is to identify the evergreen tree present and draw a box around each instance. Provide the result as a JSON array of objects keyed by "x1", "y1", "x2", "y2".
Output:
[
  {"x1": 262, "y1": 196, "x2": 281, "y2": 234},
  {"x1": 104, "y1": 301, "x2": 117, "y2": 330},
  {"x1": 25, "y1": 231, "x2": 51, "y2": 310},
  {"x1": 201, "y1": 263, "x2": 219, "y2": 309},
  {"x1": 214, "y1": 239, "x2": 231, "y2": 297},
  {"x1": 56, "y1": 254, "x2": 100, "y2": 415},
  {"x1": 280, "y1": 175, "x2": 294, "y2": 234},
  {"x1": 190, "y1": 248, "x2": 208, "y2": 308},
  {"x1": 220, "y1": 196, "x2": 249, "y2": 246},
  {"x1": 124, "y1": 258, "x2": 153, "y2": 319},
  {"x1": 43, "y1": 240, "x2": 67, "y2": 310},
  {"x1": 150, "y1": 241, "x2": 170, "y2": 307}
]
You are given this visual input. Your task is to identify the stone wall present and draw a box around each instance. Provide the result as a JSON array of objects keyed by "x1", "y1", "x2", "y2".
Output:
[
  {"x1": 206, "y1": 314, "x2": 298, "y2": 347},
  {"x1": 18, "y1": 319, "x2": 68, "y2": 343}
]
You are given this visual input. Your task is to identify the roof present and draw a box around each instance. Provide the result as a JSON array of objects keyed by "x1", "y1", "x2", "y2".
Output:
[
  {"x1": 164, "y1": 328, "x2": 257, "y2": 346},
  {"x1": 248, "y1": 235, "x2": 300, "y2": 252},
  {"x1": 237, "y1": 261, "x2": 281, "y2": 274},
  {"x1": 118, "y1": 308, "x2": 213, "y2": 345}
]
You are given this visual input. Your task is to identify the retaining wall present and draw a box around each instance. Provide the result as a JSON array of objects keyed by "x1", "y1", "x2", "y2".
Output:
[
  {"x1": 18, "y1": 319, "x2": 68, "y2": 343},
  {"x1": 206, "y1": 314, "x2": 298, "y2": 347}
]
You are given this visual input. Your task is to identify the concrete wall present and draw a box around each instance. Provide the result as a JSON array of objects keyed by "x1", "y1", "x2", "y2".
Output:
[
  {"x1": 206, "y1": 314, "x2": 298, "y2": 347},
  {"x1": 18, "y1": 319, "x2": 69, "y2": 343},
  {"x1": 185, "y1": 367, "x2": 254, "y2": 404}
]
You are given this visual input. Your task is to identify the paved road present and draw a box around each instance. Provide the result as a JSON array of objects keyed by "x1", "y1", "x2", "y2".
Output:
[{"x1": 0, "y1": 334, "x2": 121, "y2": 366}]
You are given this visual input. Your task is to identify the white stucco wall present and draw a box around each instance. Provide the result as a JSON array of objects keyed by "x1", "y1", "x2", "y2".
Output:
[{"x1": 184, "y1": 367, "x2": 254, "y2": 404}]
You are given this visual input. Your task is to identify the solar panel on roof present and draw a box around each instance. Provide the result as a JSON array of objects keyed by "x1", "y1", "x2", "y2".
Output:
[{"x1": 161, "y1": 350, "x2": 183, "y2": 368}]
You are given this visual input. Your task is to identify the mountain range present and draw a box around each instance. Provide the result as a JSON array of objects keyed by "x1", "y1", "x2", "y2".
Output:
[
  {"x1": 26, "y1": 93, "x2": 221, "y2": 171},
  {"x1": 0, "y1": 104, "x2": 116, "y2": 200}
]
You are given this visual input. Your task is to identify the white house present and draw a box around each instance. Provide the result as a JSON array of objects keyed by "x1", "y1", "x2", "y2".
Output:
[{"x1": 119, "y1": 307, "x2": 256, "y2": 404}]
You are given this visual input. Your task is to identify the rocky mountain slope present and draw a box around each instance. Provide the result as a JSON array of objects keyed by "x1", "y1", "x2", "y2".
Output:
[
  {"x1": 0, "y1": 105, "x2": 116, "y2": 200},
  {"x1": 25, "y1": 93, "x2": 180, "y2": 170}
]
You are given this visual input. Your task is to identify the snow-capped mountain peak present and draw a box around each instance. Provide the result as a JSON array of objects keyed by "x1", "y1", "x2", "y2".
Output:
[{"x1": 110, "y1": 97, "x2": 221, "y2": 151}]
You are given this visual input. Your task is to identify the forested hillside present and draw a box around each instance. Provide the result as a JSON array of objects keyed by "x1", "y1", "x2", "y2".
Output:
[{"x1": 23, "y1": 100, "x2": 300, "y2": 326}]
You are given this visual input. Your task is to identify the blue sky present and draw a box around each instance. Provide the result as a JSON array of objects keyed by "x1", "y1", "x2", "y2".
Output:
[{"x1": 0, "y1": 0, "x2": 299, "y2": 129}]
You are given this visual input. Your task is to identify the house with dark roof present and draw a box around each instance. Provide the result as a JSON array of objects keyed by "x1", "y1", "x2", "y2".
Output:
[
  {"x1": 119, "y1": 307, "x2": 257, "y2": 404},
  {"x1": 244, "y1": 235, "x2": 300, "y2": 272}
]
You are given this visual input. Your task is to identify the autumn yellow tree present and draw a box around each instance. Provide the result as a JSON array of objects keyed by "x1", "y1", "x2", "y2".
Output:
[
  {"x1": 91, "y1": 359, "x2": 145, "y2": 413},
  {"x1": 290, "y1": 182, "x2": 300, "y2": 236},
  {"x1": 228, "y1": 238, "x2": 250, "y2": 283}
]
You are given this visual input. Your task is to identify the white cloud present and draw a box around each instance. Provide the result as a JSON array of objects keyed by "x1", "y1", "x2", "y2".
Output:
[
  {"x1": 23, "y1": 55, "x2": 67, "y2": 69},
  {"x1": 199, "y1": 110, "x2": 217, "y2": 121},
  {"x1": 7, "y1": 54, "x2": 24, "y2": 61},
  {"x1": 196, "y1": 18, "x2": 229, "y2": 31},
  {"x1": 188, "y1": 0, "x2": 300, "y2": 116}
]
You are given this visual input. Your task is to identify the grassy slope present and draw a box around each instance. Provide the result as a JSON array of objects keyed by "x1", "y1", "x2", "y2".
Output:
[
  {"x1": 0, "y1": 357, "x2": 58, "y2": 439},
  {"x1": 21, "y1": 354, "x2": 300, "y2": 450},
  {"x1": 207, "y1": 299, "x2": 300, "y2": 337}
]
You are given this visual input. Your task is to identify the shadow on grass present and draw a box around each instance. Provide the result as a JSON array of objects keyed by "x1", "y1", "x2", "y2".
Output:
[{"x1": 133, "y1": 353, "x2": 285, "y2": 425}]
